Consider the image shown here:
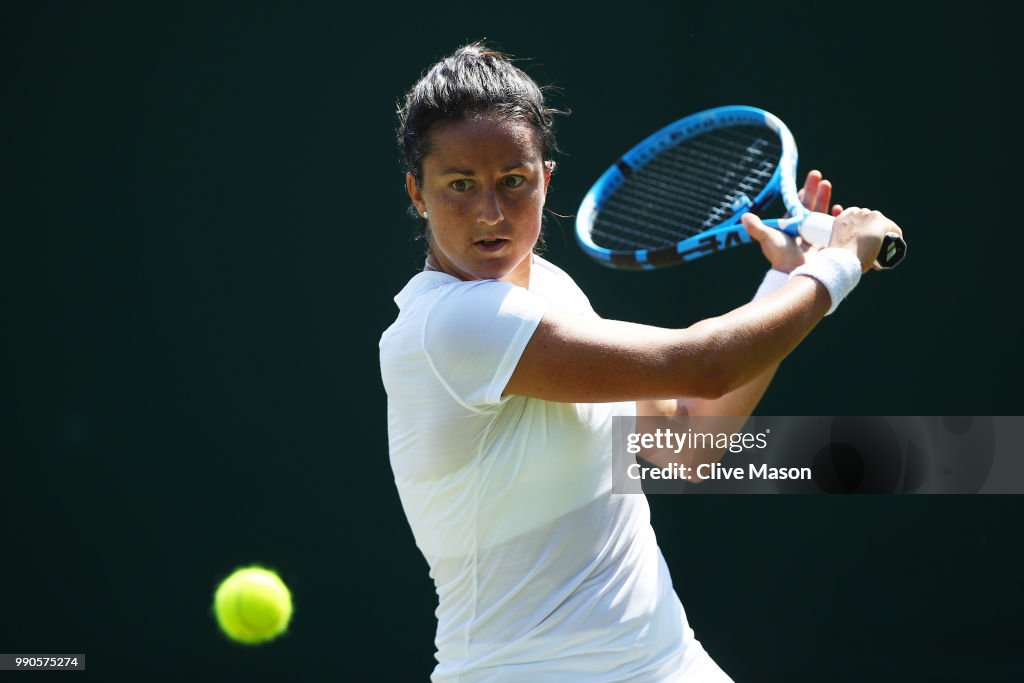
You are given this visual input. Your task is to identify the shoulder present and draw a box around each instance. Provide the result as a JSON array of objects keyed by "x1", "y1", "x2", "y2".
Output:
[
  {"x1": 390, "y1": 269, "x2": 536, "y2": 312},
  {"x1": 381, "y1": 273, "x2": 550, "y2": 410},
  {"x1": 424, "y1": 278, "x2": 547, "y2": 346},
  {"x1": 531, "y1": 253, "x2": 578, "y2": 285},
  {"x1": 530, "y1": 254, "x2": 597, "y2": 317},
  {"x1": 390, "y1": 271, "x2": 461, "y2": 312},
  {"x1": 381, "y1": 271, "x2": 548, "y2": 353}
]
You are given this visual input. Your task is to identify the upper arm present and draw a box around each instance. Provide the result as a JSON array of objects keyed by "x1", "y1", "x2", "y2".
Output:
[
  {"x1": 503, "y1": 306, "x2": 724, "y2": 403},
  {"x1": 423, "y1": 280, "x2": 546, "y2": 408},
  {"x1": 503, "y1": 275, "x2": 830, "y2": 404}
]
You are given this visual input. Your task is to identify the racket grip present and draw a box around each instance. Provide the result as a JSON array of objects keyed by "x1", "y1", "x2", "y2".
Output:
[{"x1": 798, "y1": 212, "x2": 907, "y2": 270}]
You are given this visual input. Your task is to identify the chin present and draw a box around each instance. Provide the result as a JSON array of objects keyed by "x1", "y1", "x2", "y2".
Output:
[
  {"x1": 458, "y1": 255, "x2": 524, "y2": 282},
  {"x1": 473, "y1": 267, "x2": 513, "y2": 281}
]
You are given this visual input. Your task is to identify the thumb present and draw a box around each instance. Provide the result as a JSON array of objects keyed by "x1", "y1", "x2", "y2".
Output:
[{"x1": 741, "y1": 212, "x2": 775, "y2": 244}]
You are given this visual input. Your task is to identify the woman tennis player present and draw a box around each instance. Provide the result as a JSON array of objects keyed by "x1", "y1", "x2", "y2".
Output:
[{"x1": 379, "y1": 43, "x2": 902, "y2": 682}]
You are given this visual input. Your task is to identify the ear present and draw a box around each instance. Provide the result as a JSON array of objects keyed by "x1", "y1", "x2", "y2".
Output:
[
  {"x1": 406, "y1": 172, "x2": 426, "y2": 217},
  {"x1": 543, "y1": 160, "x2": 556, "y2": 194}
]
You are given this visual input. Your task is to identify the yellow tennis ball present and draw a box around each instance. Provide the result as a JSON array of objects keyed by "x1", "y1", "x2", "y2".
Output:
[{"x1": 213, "y1": 566, "x2": 293, "y2": 645}]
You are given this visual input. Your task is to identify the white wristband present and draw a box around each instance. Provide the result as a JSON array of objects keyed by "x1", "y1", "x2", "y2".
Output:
[
  {"x1": 789, "y1": 248, "x2": 862, "y2": 315},
  {"x1": 752, "y1": 269, "x2": 790, "y2": 300}
]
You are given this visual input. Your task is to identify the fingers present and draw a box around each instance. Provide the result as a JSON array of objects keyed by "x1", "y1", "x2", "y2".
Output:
[
  {"x1": 800, "y1": 170, "x2": 821, "y2": 210},
  {"x1": 741, "y1": 212, "x2": 768, "y2": 238},
  {"x1": 837, "y1": 206, "x2": 902, "y2": 237},
  {"x1": 742, "y1": 212, "x2": 777, "y2": 244},
  {"x1": 814, "y1": 179, "x2": 832, "y2": 213},
  {"x1": 801, "y1": 170, "x2": 835, "y2": 213},
  {"x1": 742, "y1": 212, "x2": 788, "y2": 248},
  {"x1": 831, "y1": 204, "x2": 843, "y2": 217},
  {"x1": 743, "y1": 211, "x2": 818, "y2": 273},
  {"x1": 831, "y1": 207, "x2": 904, "y2": 271},
  {"x1": 745, "y1": 214, "x2": 782, "y2": 248}
]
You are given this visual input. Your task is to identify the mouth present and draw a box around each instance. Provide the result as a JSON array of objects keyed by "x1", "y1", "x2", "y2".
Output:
[{"x1": 473, "y1": 237, "x2": 509, "y2": 252}]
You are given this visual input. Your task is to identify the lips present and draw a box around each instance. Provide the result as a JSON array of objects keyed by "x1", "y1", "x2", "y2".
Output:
[{"x1": 473, "y1": 237, "x2": 509, "y2": 252}]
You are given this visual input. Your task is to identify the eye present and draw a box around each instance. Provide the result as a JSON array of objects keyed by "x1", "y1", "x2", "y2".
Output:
[
  {"x1": 502, "y1": 175, "x2": 525, "y2": 188},
  {"x1": 450, "y1": 179, "x2": 473, "y2": 192}
]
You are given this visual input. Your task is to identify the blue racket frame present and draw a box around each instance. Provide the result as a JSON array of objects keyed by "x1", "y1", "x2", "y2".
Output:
[{"x1": 576, "y1": 105, "x2": 804, "y2": 270}]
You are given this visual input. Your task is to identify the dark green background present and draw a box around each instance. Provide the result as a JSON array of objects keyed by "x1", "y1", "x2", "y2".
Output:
[{"x1": 5, "y1": 3, "x2": 1018, "y2": 681}]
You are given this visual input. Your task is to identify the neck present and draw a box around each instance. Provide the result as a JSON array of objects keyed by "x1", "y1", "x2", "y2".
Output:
[
  {"x1": 423, "y1": 253, "x2": 442, "y2": 272},
  {"x1": 423, "y1": 251, "x2": 533, "y2": 289}
]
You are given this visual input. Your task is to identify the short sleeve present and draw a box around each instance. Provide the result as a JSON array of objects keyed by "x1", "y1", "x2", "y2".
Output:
[{"x1": 423, "y1": 280, "x2": 547, "y2": 409}]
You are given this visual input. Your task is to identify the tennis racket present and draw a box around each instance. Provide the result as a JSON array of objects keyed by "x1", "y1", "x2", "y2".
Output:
[{"x1": 575, "y1": 105, "x2": 906, "y2": 270}]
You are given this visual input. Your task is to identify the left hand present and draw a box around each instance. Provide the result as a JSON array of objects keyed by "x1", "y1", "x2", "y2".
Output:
[{"x1": 740, "y1": 170, "x2": 843, "y2": 273}]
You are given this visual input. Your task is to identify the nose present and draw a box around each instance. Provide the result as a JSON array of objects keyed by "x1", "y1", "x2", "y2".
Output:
[{"x1": 477, "y1": 187, "x2": 504, "y2": 226}]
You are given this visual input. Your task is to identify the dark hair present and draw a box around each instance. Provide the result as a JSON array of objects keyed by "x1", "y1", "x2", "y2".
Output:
[{"x1": 396, "y1": 42, "x2": 565, "y2": 229}]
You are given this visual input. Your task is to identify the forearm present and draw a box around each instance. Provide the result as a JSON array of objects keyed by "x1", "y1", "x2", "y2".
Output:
[
  {"x1": 635, "y1": 269, "x2": 794, "y2": 466},
  {"x1": 634, "y1": 364, "x2": 778, "y2": 471},
  {"x1": 681, "y1": 275, "x2": 827, "y2": 398},
  {"x1": 680, "y1": 362, "x2": 779, "y2": 419},
  {"x1": 636, "y1": 362, "x2": 778, "y2": 420}
]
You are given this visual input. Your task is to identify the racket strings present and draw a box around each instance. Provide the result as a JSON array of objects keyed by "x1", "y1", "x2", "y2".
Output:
[
  {"x1": 598, "y1": 130, "x2": 778, "y2": 247},
  {"x1": 639, "y1": 128, "x2": 779, "y2": 221},
  {"x1": 591, "y1": 126, "x2": 782, "y2": 250},
  {"x1": 598, "y1": 160, "x2": 773, "y2": 241}
]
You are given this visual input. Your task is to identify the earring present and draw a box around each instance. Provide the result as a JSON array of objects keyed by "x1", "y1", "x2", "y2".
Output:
[{"x1": 422, "y1": 211, "x2": 429, "y2": 219}]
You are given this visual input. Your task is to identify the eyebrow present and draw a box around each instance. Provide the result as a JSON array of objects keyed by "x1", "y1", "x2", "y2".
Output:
[{"x1": 438, "y1": 162, "x2": 530, "y2": 176}]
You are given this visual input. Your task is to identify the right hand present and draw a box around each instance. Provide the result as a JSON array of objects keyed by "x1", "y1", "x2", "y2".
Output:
[{"x1": 828, "y1": 207, "x2": 904, "y2": 273}]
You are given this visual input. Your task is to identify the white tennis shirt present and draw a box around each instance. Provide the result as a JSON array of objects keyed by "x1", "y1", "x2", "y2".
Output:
[{"x1": 379, "y1": 256, "x2": 731, "y2": 682}]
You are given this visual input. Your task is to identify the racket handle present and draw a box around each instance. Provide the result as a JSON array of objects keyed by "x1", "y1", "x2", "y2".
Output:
[{"x1": 799, "y1": 212, "x2": 907, "y2": 270}]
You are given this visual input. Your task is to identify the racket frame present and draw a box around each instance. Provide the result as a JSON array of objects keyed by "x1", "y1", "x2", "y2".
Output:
[{"x1": 576, "y1": 105, "x2": 804, "y2": 270}]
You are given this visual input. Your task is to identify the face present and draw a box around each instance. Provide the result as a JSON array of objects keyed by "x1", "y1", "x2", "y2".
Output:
[{"x1": 406, "y1": 116, "x2": 550, "y2": 288}]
